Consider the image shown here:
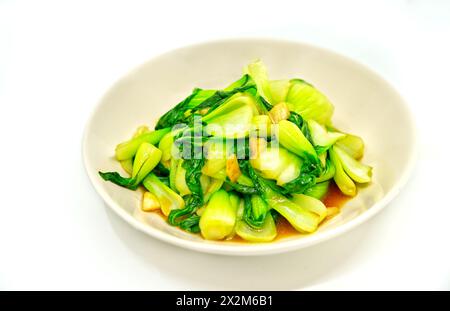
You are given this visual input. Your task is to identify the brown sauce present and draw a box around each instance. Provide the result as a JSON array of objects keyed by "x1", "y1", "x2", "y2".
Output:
[
  {"x1": 322, "y1": 181, "x2": 350, "y2": 209},
  {"x1": 272, "y1": 216, "x2": 298, "y2": 240}
]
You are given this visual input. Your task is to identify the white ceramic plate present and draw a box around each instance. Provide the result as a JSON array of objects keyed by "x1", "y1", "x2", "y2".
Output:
[{"x1": 83, "y1": 38, "x2": 416, "y2": 256}]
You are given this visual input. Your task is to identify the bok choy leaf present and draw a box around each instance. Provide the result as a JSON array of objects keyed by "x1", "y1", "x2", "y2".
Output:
[
  {"x1": 285, "y1": 79, "x2": 334, "y2": 125},
  {"x1": 100, "y1": 142, "x2": 162, "y2": 190},
  {"x1": 333, "y1": 145, "x2": 372, "y2": 183},
  {"x1": 202, "y1": 93, "x2": 258, "y2": 138},
  {"x1": 329, "y1": 147, "x2": 356, "y2": 196},
  {"x1": 276, "y1": 120, "x2": 317, "y2": 160},
  {"x1": 243, "y1": 160, "x2": 320, "y2": 233},
  {"x1": 303, "y1": 181, "x2": 330, "y2": 200},
  {"x1": 308, "y1": 119, "x2": 345, "y2": 152},
  {"x1": 335, "y1": 132, "x2": 365, "y2": 160}
]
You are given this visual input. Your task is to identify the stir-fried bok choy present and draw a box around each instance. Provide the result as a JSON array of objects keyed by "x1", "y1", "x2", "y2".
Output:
[{"x1": 98, "y1": 60, "x2": 373, "y2": 242}]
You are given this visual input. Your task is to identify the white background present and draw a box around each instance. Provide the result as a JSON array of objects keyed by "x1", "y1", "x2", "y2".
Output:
[{"x1": 1, "y1": 0, "x2": 449, "y2": 290}]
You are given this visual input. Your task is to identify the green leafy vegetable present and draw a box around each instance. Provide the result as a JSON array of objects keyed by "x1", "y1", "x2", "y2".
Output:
[
  {"x1": 268, "y1": 102, "x2": 291, "y2": 123},
  {"x1": 243, "y1": 160, "x2": 320, "y2": 233},
  {"x1": 235, "y1": 212, "x2": 277, "y2": 242},
  {"x1": 244, "y1": 59, "x2": 273, "y2": 103},
  {"x1": 169, "y1": 158, "x2": 178, "y2": 191},
  {"x1": 242, "y1": 195, "x2": 269, "y2": 229},
  {"x1": 333, "y1": 145, "x2": 372, "y2": 183},
  {"x1": 329, "y1": 147, "x2": 356, "y2": 196},
  {"x1": 98, "y1": 171, "x2": 138, "y2": 190},
  {"x1": 291, "y1": 193, "x2": 327, "y2": 223},
  {"x1": 308, "y1": 119, "x2": 345, "y2": 152},
  {"x1": 119, "y1": 125, "x2": 151, "y2": 174},
  {"x1": 281, "y1": 155, "x2": 321, "y2": 194},
  {"x1": 143, "y1": 173, "x2": 185, "y2": 216},
  {"x1": 268, "y1": 80, "x2": 291, "y2": 104},
  {"x1": 115, "y1": 128, "x2": 170, "y2": 161},
  {"x1": 202, "y1": 139, "x2": 227, "y2": 178},
  {"x1": 335, "y1": 132, "x2": 365, "y2": 160},
  {"x1": 203, "y1": 93, "x2": 258, "y2": 138},
  {"x1": 131, "y1": 143, "x2": 162, "y2": 178},
  {"x1": 264, "y1": 186, "x2": 320, "y2": 233},
  {"x1": 245, "y1": 61, "x2": 334, "y2": 125},
  {"x1": 199, "y1": 190, "x2": 237, "y2": 240},
  {"x1": 203, "y1": 178, "x2": 224, "y2": 202},
  {"x1": 99, "y1": 59, "x2": 373, "y2": 241},
  {"x1": 316, "y1": 158, "x2": 335, "y2": 183},
  {"x1": 155, "y1": 74, "x2": 255, "y2": 130},
  {"x1": 100, "y1": 142, "x2": 162, "y2": 190},
  {"x1": 120, "y1": 158, "x2": 133, "y2": 175},
  {"x1": 155, "y1": 88, "x2": 215, "y2": 129},
  {"x1": 152, "y1": 162, "x2": 170, "y2": 177},
  {"x1": 304, "y1": 181, "x2": 330, "y2": 200},
  {"x1": 174, "y1": 159, "x2": 191, "y2": 196},
  {"x1": 158, "y1": 131, "x2": 176, "y2": 163},
  {"x1": 223, "y1": 74, "x2": 252, "y2": 91},
  {"x1": 224, "y1": 180, "x2": 258, "y2": 195},
  {"x1": 167, "y1": 134, "x2": 206, "y2": 232},
  {"x1": 286, "y1": 79, "x2": 334, "y2": 125},
  {"x1": 252, "y1": 115, "x2": 272, "y2": 136},
  {"x1": 250, "y1": 146, "x2": 302, "y2": 186},
  {"x1": 276, "y1": 120, "x2": 317, "y2": 159}
]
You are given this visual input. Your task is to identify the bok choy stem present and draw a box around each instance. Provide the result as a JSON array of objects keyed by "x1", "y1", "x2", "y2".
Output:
[
  {"x1": 115, "y1": 128, "x2": 169, "y2": 161},
  {"x1": 199, "y1": 190, "x2": 237, "y2": 240},
  {"x1": 99, "y1": 142, "x2": 162, "y2": 190},
  {"x1": 143, "y1": 173, "x2": 185, "y2": 216}
]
